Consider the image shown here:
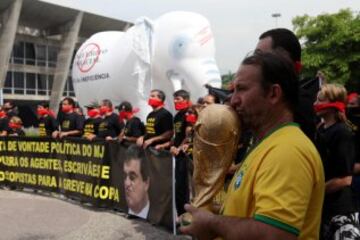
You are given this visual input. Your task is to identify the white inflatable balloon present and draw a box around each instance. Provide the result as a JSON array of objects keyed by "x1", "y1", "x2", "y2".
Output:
[{"x1": 72, "y1": 11, "x2": 221, "y2": 120}]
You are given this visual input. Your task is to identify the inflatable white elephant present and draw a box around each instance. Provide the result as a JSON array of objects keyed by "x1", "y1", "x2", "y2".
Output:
[{"x1": 72, "y1": 11, "x2": 222, "y2": 120}]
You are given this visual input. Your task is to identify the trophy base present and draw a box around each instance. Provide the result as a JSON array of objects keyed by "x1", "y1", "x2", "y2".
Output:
[{"x1": 180, "y1": 212, "x2": 193, "y2": 226}]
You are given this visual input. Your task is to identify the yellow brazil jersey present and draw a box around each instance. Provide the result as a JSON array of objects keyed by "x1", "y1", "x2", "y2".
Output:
[{"x1": 222, "y1": 123, "x2": 324, "y2": 240}]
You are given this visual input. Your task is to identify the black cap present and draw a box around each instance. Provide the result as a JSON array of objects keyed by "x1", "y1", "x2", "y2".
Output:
[
  {"x1": 116, "y1": 101, "x2": 132, "y2": 112},
  {"x1": 84, "y1": 101, "x2": 100, "y2": 109}
]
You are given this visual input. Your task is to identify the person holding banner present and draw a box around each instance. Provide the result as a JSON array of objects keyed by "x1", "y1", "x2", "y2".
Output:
[
  {"x1": 37, "y1": 102, "x2": 58, "y2": 137},
  {"x1": 8, "y1": 116, "x2": 25, "y2": 136},
  {"x1": 98, "y1": 99, "x2": 124, "y2": 141},
  {"x1": 123, "y1": 145, "x2": 150, "y2": 219},
  {"x1": 136, "y1": 89, "x2": 173, "y2": 149},
  {"x1": 0, "y1": 106, "x2": 10, "y2": 136},
  {"x1": 52, "y1": 97, "x2": 84, "y2": 139},
  {"x1": 170, "y1": 90, "x2": 192, "y2": 216},
  {"x1": 180, "y1": 52, "x2": 324, "y2": 240},
  {"x1": 117, "y1": 101, "x2": 145, "y2": 146},
  {"x1": 83, "y1": 102, "x2": 102, "y2": 141}
]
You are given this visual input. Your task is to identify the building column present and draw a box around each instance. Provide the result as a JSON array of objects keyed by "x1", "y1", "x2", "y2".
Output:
[
  {"x1": 0, "y1": 0, "x2": 23, "y2": 88},
  {"x1": 49, "y1": 11, "x2": 83, "y2": 112}
]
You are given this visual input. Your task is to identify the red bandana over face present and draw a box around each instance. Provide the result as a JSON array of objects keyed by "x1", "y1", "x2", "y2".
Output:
[
  {"x1": 62, "y1": 105, "x2": 73, "y2": 113},
  {"x1": 175, "y1": 101, "x2": 190, "y2": 111},
  {"x1": 87, "y1": 109, "x2": 100, "y2": 118},
  {"x1": 37, "y1": 108, "x2": 48, "y2": 116},
  {"x1": 148, "y1": 98, "x2": 164, "y2": 108},
  {"x1": 314, "y1": 102, "x2": 345, "y2": 113},
  {"x1": 9, "y1": 122, "x2": 21, "y2": 129},
  {"x1": 100, "y1": 106, "x2": 112, "y2": 115}
]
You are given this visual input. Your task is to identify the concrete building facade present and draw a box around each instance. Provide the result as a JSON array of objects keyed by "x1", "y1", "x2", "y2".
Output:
[{"x1": 0, "y1": 0, "x2": 132, "y2": 126}]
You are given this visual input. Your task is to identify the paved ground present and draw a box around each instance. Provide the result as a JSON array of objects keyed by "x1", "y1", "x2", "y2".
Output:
[{"x1": 0, "y1": 189, "x2": 190, "y2": 240}]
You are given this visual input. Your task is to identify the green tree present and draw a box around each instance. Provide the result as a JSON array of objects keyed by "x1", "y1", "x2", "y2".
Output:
[
  {"x1": 292, "y1": 9, "x2": 360, "y2": 91},
  {"x1": 221, "y1": 71, "x2": 235, "y2": 89}
]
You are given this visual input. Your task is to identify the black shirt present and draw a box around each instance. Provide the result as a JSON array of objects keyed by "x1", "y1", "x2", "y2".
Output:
[
  {"x1": 316, "y1": 122, "x2": 357, "y2": 216},
  {"x1": 98, "y1": 113, "x2": 123, "y2": 138},
  {"x1": 144, "y1": 107, "x2": 173, "y2": 143},
  {"x1": 83, "y1": 117, "x2": 102, "y2": 137},
  {"x1": 124, "y1": 117, "x2": 145, "y2": 138},
  {"x1": 173, "y1": 110, "x2": 187, "y2": 147},
  {"x1": 39, "y1": 115, "x2": 58, "y2": 137},
  {"x1": 60, "y1": 112, "x2": 84, "y2": 136},
  {"x1": 8, "y1": 128, "x2": 25, "y2": 136},
  {"x1": 0, "y1": 117, "x2": 10, "y2": 133},
  {"x1": 347, "y1": 107, "x2": 360, "y2": 163}
]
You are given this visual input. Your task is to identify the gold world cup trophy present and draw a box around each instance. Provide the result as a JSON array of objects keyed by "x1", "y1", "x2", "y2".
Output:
[{"x1": 181, "y1": 104, "x2": 241, "y2": 225}]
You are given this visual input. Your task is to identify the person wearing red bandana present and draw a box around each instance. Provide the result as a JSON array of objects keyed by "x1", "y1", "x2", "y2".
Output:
[
  {"x1": 117, "y1": 101, "x2": 145, "y2": 146},
  {"x1": 37, "y1": 102, "x2": 58, "y2": 137},
  {"x1": 83, "y1": 102, "x2": 102, "y2": 141},
  {"x1": 8, "y1": 116, "x2": 25, "y2": 136},
  {"x1": 136, "y1": 89, "x2": 173, "y2": 149},
  {"x1": 314, "y1": 84, "x2": 360, "y2": 239},
  {"x1": 52, "y1": 97, "x2": 83, "y2": 139},
  {"x1": 256, "y1": 28, "x2": 318, "y2": 142},
  {"x1": 0, "y1": 106, "x2": 10, "y2": 136},
  {"x1": 161, "y1": 89, "x2": 191, "y2": 216},
  {"x1": 97, "y1": 99, "x2": 124, "y2": 140}
]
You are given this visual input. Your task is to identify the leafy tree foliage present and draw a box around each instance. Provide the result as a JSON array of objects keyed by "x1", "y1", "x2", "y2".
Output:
[
  {"x1": 221, "y1": 71, "x2": 235, "y2": 89},
  {"x1": 293, "y1": 9, "x2": 360, "y2": 91}
]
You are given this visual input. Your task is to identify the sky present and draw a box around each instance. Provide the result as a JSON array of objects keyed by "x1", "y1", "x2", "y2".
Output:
[{"x1": 43, "y1": 0, "x2": 359, "y2": 74}]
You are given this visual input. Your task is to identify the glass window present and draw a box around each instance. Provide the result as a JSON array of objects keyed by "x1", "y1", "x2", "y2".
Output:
[
  {"x1": 35, "y1": 44, "x2": 46, "y2": 66},
  {"x1": 48, "y1": 46, "x2": 58, "y2": 67},
  {"x1": 48, "y1": 75, "x2": 54, "y2": 95},
  {"x1": 26, "y1": 73, "x2": 36, "y2": 95},
  {"x1": 14, "y1": 72, "x2": 24, "y2": 94},
  {"x1": 37, "y1": 74, "x2": 47, "y2": 95},
  {"x1": 63, "y1": 80, "x2": 68, "y2": 96},
  {"x1": 3, "y1": 72, "x2": 12, "y2": 94},
  {"x1": 25, "y1": 42, "x2": 35, "y2": 65},
  {"x1": 12, "y1": 41, "x2": 24, "y2": 64}
]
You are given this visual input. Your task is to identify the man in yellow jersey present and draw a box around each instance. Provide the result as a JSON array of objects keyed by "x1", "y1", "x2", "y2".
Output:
[{"x1": 180, "y1": 51, "x2": 324, "y2": 239}]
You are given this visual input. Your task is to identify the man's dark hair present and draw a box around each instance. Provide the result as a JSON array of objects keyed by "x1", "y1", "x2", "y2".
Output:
[
  {"x1": 173, "y1": 89, "x2": 190, "y2": 100},
  {"x1": 62, "y1": 97, "x2": 76, "y2": 107},
  {"x1": 151, "y1": 89, "x2": 166, "y2": 102},
  {"x1": 102, "y1": 99, "x2": 113, "y2": 108},
  {"x1": 259, "y1": 28, "x2": 301, "y2": 63},
  {"x1": 242, "y1": 51, "x2": 299, "y2": 112},
  {"x1": 38, "y1": 102, "x2": 50, "y2": 108},
  {"x1": 125, "y1": 145, "x2": 150, "y2": 181}
]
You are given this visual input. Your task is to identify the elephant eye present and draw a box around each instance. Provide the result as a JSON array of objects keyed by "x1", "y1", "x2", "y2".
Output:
[{"x1": 169, "y1": 35, "x2": 190, "y2": 59}]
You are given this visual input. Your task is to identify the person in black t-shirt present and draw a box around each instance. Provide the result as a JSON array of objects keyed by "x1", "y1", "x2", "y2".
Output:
[
  {"x1": 0, "y1": 106, "x2": 10, "y2": 136},
  {"x1": 52, "y1": 97, "x2": 83, "y2": 139},
  {"x1": 8, "y1": 116, "x2": 25, "y2": 136},
  {"x1": 314, "y1": 84, "x2": 360, "y2": 239},
  {"x1": 97, "y1": 99, "x2": 124, "y2": 140},
  {"x1": 3, "y1": 100, "x2": 19, "y2": 119},
  {"x1": 170, "y1": 90, "x2": 191, "y2": 155},
  {"x1": 117, "y1": 101, "x2": 145, "y2": 145},
  {"x1": 83, "y1": 102, "x2": 102, "y2": 141},
  {"x1": 136, "y1": 89, "x2": 173, "y2": 149},
  {"x1": 37, "y1": 102, "x2": 58, "y2": 137},
  {"x1": 169, "y1": 90, "x2": 192, "y2": 216}
]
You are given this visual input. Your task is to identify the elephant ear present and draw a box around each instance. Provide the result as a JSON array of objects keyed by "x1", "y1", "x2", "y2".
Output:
[{"x1": 131, "y1": 17, "x2": 154, "y2": 98}]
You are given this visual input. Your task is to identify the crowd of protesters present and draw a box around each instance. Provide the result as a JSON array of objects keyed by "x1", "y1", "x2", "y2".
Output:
[{"x1": 0, "y1": 27, "x2": 360, "y2": 240}]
